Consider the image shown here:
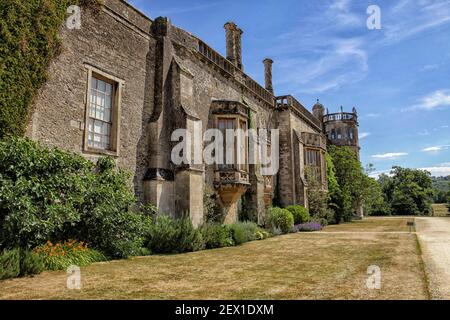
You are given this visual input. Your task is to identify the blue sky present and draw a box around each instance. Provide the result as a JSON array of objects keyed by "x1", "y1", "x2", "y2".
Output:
[{"x1": 129, "y1": 0, "x2": 450, "y2": 177}]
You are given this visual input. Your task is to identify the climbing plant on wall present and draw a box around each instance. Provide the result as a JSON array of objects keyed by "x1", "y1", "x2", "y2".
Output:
[{"x1": 0, "y1": 0, "x2": 102, "y2": 139}]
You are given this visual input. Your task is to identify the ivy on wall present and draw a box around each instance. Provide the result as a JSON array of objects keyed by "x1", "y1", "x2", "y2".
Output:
[{"x1": 0, "y1": 0, "x2": 102, "y2": 139}]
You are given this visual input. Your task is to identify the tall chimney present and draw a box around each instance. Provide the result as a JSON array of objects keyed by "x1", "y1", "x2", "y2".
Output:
[
  {"x1": 224, "y1": 22, "x2": 243, "y2": 70},
  {"x1": 263, "y1": 58, "x2": 273, "y2": 94}
]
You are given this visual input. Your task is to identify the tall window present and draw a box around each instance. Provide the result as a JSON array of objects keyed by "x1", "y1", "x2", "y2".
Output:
[
  {"x1": 88, "y1": 76, "x2": 114, "y2": 150},
  {"x1": 305, "y1": 149, "x2": 322, "y2": 183},
  {"x1": 348, "y1": 128, "x2": 354, "y2": 140},
  {"x1": 330, "y1": 129, "x2": 336, "y2": 140},
  {"x1": 337, "y1": 128, "x2": 342, "y2": 139},
  {"x1": 218, "y1": 118, "x2": 235, "y2": 169},
  {"x1": 238, "y1": 119, "x2": 247, "y2": 171}
]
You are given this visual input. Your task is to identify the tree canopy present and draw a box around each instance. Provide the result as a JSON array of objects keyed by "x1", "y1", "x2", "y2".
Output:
[{"x1": 378, "y1": 166, "x2": 434, "y2": 216}]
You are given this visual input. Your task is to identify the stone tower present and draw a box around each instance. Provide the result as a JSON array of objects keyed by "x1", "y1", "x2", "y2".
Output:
[
  {"x1": 322, "y1": 105, "x2": 360, "y2": 158},
  {"x1": 312, "y1": 99, "x2": 325, "y2": 123}
]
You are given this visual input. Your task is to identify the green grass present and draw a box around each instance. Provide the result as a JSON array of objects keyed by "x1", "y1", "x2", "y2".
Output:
[
  {"x1": 322, "y1": 216, "x2": 412, "y2": 232},
  {"x1": 0, "y1": 218, "x2": 428, "y2": 300}
]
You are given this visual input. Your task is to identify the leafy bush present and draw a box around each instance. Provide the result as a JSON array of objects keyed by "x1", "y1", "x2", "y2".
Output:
[
  {"x1": 266, "y1": 207, "x2": 294, "y2": 234},
  {"x1": 293, "y1": 222, "x2": 323, "y2": 232},
  {"x1": 20, "y1": 249, "x2": 45, "y2": 276},
  {"x1": 229, "y1": 221, "x2": 269, "y2": 245},
  {"x1": 286, "y1": 205, "x2": 310, "y2": 224},
  {"x1": 201, "y1": 224, "x2": 234, "y2": 249},
  {"x1": 0, "y1": 248, "x2": 44, "y2": 280},
  {"x1": 306, "y1": 175, "x2": 334, "y2": 226},
  {"x1": 203, "y1": 187, "x2": 223, "y2": 223},
  {"x1": 33, "y1": 240, "x2": 105, "y2": 271},
  {"x1": 0, "y1": 138, "x2": 152, "y2": 258},
  {"x1": 147, "y1": 215, "x2": 204, "y2": 254},
  {"x1": 0, "y1": 249, "x2": 20, "y2": 280}
]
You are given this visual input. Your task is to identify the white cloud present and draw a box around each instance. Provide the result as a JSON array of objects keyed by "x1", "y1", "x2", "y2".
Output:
[
  {"x1": 359, "y1": 132, "x2": 371, "y2": 139},
  {"x1": 276, "y1": 38, "x2": 368, "y2": 94},
  {"x1": 418, "y1": 129, "x2": 431, "y2": 136},
  {"x1": 419, "y1": 166, "x2": 450, "y2": 177},
  {"x1": 327, "y1": 0, "x2": 363, "y2": 28},
  {"x1": 403, "y1": 89, "x2": 450, "y2": 111},
  {"x1": 420, "y1": 64, "x2": 439, "y2": 71},
  {"x1": 271, "y1": 0, "x2": 450, "y2": 95},
  {"x1": 271, "y1": 1, "x2": 368, "y2": 94},
  {"x1": 370, "y1": 165, "x2": 450, "y2": 178},
  {"x1": 371, "y1": 152, "x2": 408, "y2": 159},
  {"x1": 421, "y1": 145, "x2": 450, "y2": 152},
  {"x1": 369, "y1": 169, "x2": 392, "y2": 179},
  {"x1": 383, "y1": 0, "x2": 450, "y2": 45}
]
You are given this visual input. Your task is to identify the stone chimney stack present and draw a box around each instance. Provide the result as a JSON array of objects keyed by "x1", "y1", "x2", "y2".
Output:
[
  {"x1": 224, "y1": 22, "x2": 243, "y2": 70},
  {"x1": 263, "y1": 58, "x2": 274, "y2": 94}
]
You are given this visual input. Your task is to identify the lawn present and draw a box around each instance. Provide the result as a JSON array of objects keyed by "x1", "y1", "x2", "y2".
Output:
[
  {"x1": 0, "y1": 217, "x2": 429, "y2": 300},
  {"x1": 432, "y1": 203, "x2": 449, "y2": 217},
  {"x1": 322, "y1": 216, "x2": 414, "y2": 232}
]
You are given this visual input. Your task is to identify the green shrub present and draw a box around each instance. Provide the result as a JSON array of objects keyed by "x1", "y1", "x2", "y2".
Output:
[
  {"x1": 147, "y1": 215, "x2": 204, "y2": 254},
  {"x1": 176, "y1": 218, "x2": 204, "y2": 253},
  {"x1": 0, "y1": 138, "x2": 152, "y2": 258},
  {"x1": 229, "y1": 221, "x2": 268, "y2": 245},
  {"x1": 19, "y1": 250, "x2": 44, "y2": 276},
  {"x1": 146, "y1": 215, "x2": 178, "y2": 253},
  {"x1": 203, "y1": 187, "x2": 223, "y2": 223},
  {"x1": 201, "y1": 224, "x2": 234, "y2": 249},
  {"x1": 0, "y1": 249, "x2": 20, "y2": 280},
  {"x1": 286, "y1": 205, "x2": 310, "y2": 224},
  {"x1": 266, "y1": 207, "x2": 294, "y2": 234},
  {"x1": 0, "y1": 248, "x2": 44, "y2": 280},
  {"x1": 34, "y1": 240, "x2": 105, "y2": 271}
]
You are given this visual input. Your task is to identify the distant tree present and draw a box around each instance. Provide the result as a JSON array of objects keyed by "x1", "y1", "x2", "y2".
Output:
[
  {"x1": 434, "y1": 190, "x2": 449, "y2": 203},
  {"x1": 327, "y1": 146, "x2": 368, "y2": 222},
  {"x1": 431, "y1": 176, "x2": 450, "y2": 203},
  {"x1": 362, "y1": 175, "x2": 390, "y2": 216},
  {"x1": 447, "y1": 183, "x2": 450, "y2": 213},
  {"x1": 325, "y1": 152, "x2": 343, "y2": 223},
  {"x1": 385, "y1": 167, "x2": 434, "y2": 215}
]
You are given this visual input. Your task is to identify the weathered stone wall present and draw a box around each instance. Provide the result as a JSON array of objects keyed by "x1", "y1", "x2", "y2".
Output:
[
  {"x1": 25, "y1": 0, "x2": 345, "y2": 224},
  {"x1": 169, "y1": 26, "x2": 275, "y2": 222},
  {"x1": 26, "y1": 0, "x2": 156, "y2": 201},
  {"x1": 275, "y1": 106, "x2": 326, "y2": 207}
]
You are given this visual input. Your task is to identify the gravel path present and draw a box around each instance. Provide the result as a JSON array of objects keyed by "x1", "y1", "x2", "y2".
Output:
[{"x1": 415, "y1": 217, "x2": 450, "y2": 300}]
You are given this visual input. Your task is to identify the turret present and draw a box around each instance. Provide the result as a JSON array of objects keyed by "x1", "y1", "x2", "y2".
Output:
[
  {"x1": 312, "y1": 99, "x2": 325, "y2": 120},
  {"x1": 322, "y1": 106, "x2": 360, "y2": 158}
]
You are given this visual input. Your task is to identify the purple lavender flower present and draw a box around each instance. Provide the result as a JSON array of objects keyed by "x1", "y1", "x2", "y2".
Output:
[{"x1": 293, "y1": 222, "x2": 322, "y2": 232}]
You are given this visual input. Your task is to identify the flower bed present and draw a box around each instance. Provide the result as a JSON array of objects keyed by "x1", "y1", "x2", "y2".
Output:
[{"x1": 293, "y1": 222, "x2": 323, "y2": 232}]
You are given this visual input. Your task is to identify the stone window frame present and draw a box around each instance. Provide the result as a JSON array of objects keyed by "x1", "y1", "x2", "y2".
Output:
[
  {"x1": 304, "y1": 147, "x2": 323, "y2": 184},
  {"x1": 214, "y1": 115, "x2": 249, "y2": 172},
  {"x1": 83, "y1": 65, "x2": 124, "y2": 157},
  {"x1": 214, "y1": 113, "x2": 249, "y2": 173}
]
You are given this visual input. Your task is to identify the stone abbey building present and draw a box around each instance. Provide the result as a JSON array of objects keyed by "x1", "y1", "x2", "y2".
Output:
[{"x1": 26, "y1": 0, "x2": 360, "y2": 225}]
